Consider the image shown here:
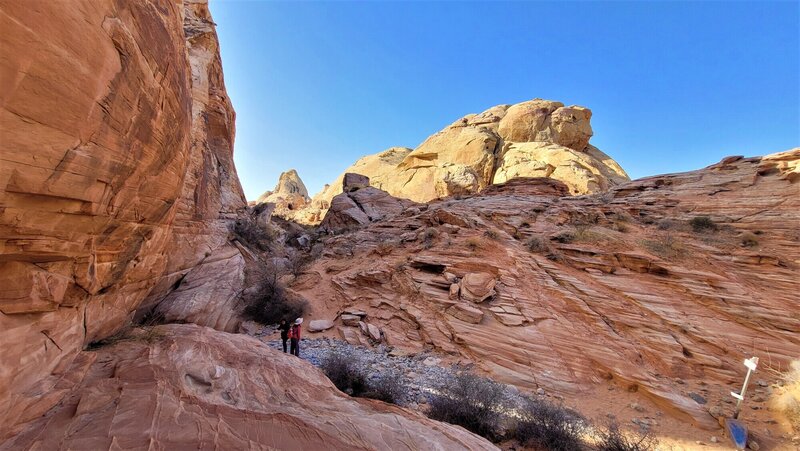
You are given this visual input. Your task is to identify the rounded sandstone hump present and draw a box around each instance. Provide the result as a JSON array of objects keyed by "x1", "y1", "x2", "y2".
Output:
[{"x1": 497, "y1": 99, "x2": 593, "y2": 151}]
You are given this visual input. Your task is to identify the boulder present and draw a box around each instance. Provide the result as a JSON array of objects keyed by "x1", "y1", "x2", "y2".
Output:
[
  {"x1": 460, "y1": 272, "x2": 497, "y2": 303},
  {"x1": 308, "y1": 320, "x2": 335, "y2": 333},
  {"x1": 447, "y1": 304, "x2": 484, "y2": 324},
  {"x1": 449, "y1": 283, "x2": 460, "y2": 300},
  {"x1": 343, "y1": 173, "x2": 371, "y2": 191},
  {"x1": 340, "y1": 314, "x2": 361, "y2": 327},
  {"x1": 366, "y1": 323, "x2": 382, "y2": 342}
]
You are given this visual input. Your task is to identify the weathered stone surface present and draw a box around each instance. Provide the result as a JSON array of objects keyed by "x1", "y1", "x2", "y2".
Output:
[
  {"x1": 254, "y1": 169, "x2": 310, "y2": 218},
  {"x1": 343, "y1": 173, "x2": 371, "y2": 191},
  {"x1": 308, "y1": 319, "x2": 335, "y2": 332},
  {"x1": 0, "y1": 0, "x2": 245, "y2": 438},
  {"x1": 2, "y1": 325, "x2": 496, "y2": 450},
  {"x1": 447, "y1": 303, "x2": 484, "y2": 324},
  {"x1": 340, "y1": 314, "x2": 361, "y2": 326},
  {"x1": 295, "y1": 99, "x2": 628, "y2": 223},
  {"x1": 319, "y1": 183, "x2": 418, "y2": 234},
  {"x1": 460, "y1": 272, "x2": 497, "y2": 303},
  {"x1": 294, "y1": 149, "x2": 800, "y2": 438}
]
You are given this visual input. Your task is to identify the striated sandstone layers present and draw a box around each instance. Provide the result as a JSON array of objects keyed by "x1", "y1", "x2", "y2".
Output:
[
  {"x1": 294, "y1": 149, "x2": 800, "y2": 436},
  {"x1": 0, "y1": 0, "x2": 245, "y2": 438},
  {"x1": 299, "y1": 99, "x2": 629, "y2": 223},
  {"x1": 1, "y1": 324, "x2": 496, "y2": 450}
]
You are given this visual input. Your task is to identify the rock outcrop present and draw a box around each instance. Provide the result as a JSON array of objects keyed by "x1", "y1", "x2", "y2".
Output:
[
  {"x1": 0, "y1": 0, "x2": 245, "y2": 438},
  {"x1": 294, "y1": 149, "x2": 800, "y2": 439},
  {"x1": 1, "y1": 324, "x2": 496, "y2": 450},
  {"x1": 319, "y1": 173, "x2": 419, "y2": 234},
  {"x1": 254, "y1": 169, "x2": 311, "y2": 218},
  {"x1": 296, "y1": 99, "x2": 629, "y2": 223}
]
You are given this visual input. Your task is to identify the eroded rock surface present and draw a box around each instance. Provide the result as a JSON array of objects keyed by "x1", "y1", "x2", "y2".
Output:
[
  {"x1": 296, "y1": 99, "x2": 629, "y2": 223},
  {"x1": 0, "y1": 0, "x2": 245, "y2": 438},
  {"x1": 294, "y1": 150, "x2": 800, "y2": 435},
  {"x1": 1, "y1": 324, "x2": 496, "y2": 451},
  {"x1": 254, "y1": 169, "x2": 311, "y2": 218}
]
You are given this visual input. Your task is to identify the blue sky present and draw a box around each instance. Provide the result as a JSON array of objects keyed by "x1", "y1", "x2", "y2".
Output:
[{"x1": 210, "y1": 1, "x2": 799, "y2": 200}]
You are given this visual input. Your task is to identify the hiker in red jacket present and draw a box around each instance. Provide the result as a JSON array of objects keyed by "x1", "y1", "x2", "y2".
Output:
[{"x1": 289, "y1": 318, "x2": 302, "y2": 357}]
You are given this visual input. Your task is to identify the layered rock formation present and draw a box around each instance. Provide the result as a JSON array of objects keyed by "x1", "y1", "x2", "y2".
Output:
[
  {"x1": 319, "y1": 173, "x2": 419, "y2": 234},
  {"x1": 299, "y1": 99, "x2": 629, "y2": 223},
  {"x1": 294, "y1": 149, "x2": 800, "y2": 439},
  {"x1": 2, "y1": 324, "x2": 496, "y2": 450},
  {"x1": 0, "y1": 0, "x2": 246, "y2": 438},
  {"x1": 254, "y1": 169, "x2": 311, "y2": 218}
]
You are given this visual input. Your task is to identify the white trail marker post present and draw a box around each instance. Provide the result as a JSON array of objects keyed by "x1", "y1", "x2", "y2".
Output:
[{"x1": 730, "y1": 356, "x2": 758, "y2": 420}]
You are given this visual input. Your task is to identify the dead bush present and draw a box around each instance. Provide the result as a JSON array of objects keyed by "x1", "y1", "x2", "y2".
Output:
[
  {"x1": 656, "y1": 219, "x2": 679, "y2": 230},
  {"x1": 771, "y1": 360, "x2": 800, "y2": 433},
  {"x1": 526, "y1": 236, "x2": 551, "y2": 253},
  {"x1": 553, "y1": 230, "x2": 576, "y2": 244},
  {"x1": 483, "y1": 229, "x2": 500, "y2": 240},
  {"x1": 611, "y1": 221, "x2": 629, "y2": 233},
  {"x1": 422, "y1": 227, "x2": 439, "y2": 249},
  {"x1": 232, "y1": 216, "x2": 275, "y2": 251},
  {"x1": 374, "y1": 242, "x2": 395, "y2": 256},
  {"x1": 242, "y1": 271, "x2": 307, "y2": 325},
  {"x1": 321, "y1": 352, "x2": 367, "y2": 396},
  {"x1": 512, "y1": 396, "x2": 588, "y2": 451},
  {"x1": 465, "y1": 236, "x2": 483, "y2": 251},
  {"x1": 321, "y1": 353, "x2": 406, "y2": 405},
  {"x1": 594, "y1": 420, "x2": 658, "y2": 451},
  {"x1": 689, "y1": 215, "x2": 717, "y2": 233},
  {"x1": 740, "y1": 231, "x2": 759, "y2": 247},
  {"x1": 641, "y1": 234, "x2": 685, "y2": 259},
  {"x1": 426, "y1": 372, "x2": 506, "y2": 442}
]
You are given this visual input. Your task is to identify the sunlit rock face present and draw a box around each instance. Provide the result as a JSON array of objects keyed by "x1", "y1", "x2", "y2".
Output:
[
  {"x1": 294, "y1": 149, "x2": 800, "y2": 435},
  {"x1": 253, "y1": 169, "x2": 311, "y2": 218},
  {"x1": 1, "y1": 324, "x2": 497, "y2": 450},
  {"x1": 296, "y1": 99, "x2": 629, "y2": 224},
  {"x1": 0, "y1": 0, "x2": 245, "y2": 438}
]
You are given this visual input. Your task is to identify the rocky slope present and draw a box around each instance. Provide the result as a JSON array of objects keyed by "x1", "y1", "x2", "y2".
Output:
[
  {"x1": 295, "y1": 99, "x2": 630, "y2": 224},
  {"x1": 292, "y1": 149, "x2": 800, "y2": 443},
  {"x1": 1, "y1": 324, "x2": 496, "y2": 451}
]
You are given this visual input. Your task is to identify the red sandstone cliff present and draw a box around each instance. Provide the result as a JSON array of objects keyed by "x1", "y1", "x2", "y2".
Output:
[{"x1": 0, "y1": 0, "x2": 246, "y2": 437}]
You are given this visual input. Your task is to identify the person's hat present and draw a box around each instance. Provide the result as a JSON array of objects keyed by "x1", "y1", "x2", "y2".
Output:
[{"x1": 294, "y1": 318, "x2": 303, "y2": 325}]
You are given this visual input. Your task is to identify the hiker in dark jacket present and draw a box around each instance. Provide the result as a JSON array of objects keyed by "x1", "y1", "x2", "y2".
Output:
[
  {"x1": 279, "y1": 319, "x2": 291, "y2": 353},
  {"x1": 289, "y1": 319, "x2": 302, "y2": 357}
]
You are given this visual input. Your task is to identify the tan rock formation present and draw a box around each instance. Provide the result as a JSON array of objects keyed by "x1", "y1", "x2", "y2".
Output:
[
  {"x1": 295, "y1": 99, "x2": 628, "y2": 223},
  {"x1": 0, "y1": 0, "x2": 245, "y2": 438},
  {"x1": 254, "y1": 169, "x2": 311, "y2": 218},
  {"x1": 2, "y1": 324, "x2": 496, "y2": 450},
  {"x1": 293, "y1": 149, "x2": 800, "y2": 440}
]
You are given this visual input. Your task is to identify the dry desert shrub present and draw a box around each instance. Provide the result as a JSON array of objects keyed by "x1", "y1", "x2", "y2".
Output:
[
  {"x1": 242, "y1": 270, "x2": 307, "y2": 325},
  {"x1": 320, "y1": 352, "x2": 406, "y2": 405},
  {"x1": 594, "y1": 420, "x2": 658, "y2": 451},
  {"x1": 422, "y1": 227, "x2": 439, "y2": 249},
  {"x1": 526, "y1": 236, "x2": 551, "y2": 253},
  {"x1": 511, "y1": 396, "x2": 588, "y2": 451},
  {"x1": 374, "y1": 242, "x2": 395, "y2": 256},
  {"x1": 232, "y1": 216, "x2": 276, "y2": 251},
  {"x1": 740, "y1": 231, "x2": 759, "y2": 247},
  {"x1": 689, "y1": 215, "x2": 717, "y2": 233},
  {"x1": 465, "y1": 236, "x2": 483, "y2": 251},
  {"x1": 771, "y1": 360, "x2": 800, "y2": 432},
  {"x1": 641, "y1": 233, "x2": 685, "y2": 259},
  {"x1": 483, "y1": 229, "x2": 500, "y2": 240},
  {"x1": 426, "y1": 372, "x2": 506, "y2": 442}
]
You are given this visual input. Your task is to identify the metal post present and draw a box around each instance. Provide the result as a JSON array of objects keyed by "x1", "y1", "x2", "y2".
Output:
[{"x1": 731, "y1": 356, "x2": 758, "y2": 419}]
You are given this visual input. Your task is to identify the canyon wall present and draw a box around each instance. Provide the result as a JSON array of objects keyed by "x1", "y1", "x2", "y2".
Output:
[{"x1": 0, "y1": 0, "x2": 245, "y2": 437}]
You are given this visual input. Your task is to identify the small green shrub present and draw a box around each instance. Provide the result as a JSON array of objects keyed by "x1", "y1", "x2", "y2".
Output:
[{"x1": 689, "y1": 216, "x2": 717, "y2": 233}]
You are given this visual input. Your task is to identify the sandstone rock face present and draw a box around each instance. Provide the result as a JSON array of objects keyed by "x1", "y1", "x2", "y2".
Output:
[
  {"x1": 254, "y1": 169, "x2": 310, "y2": 218},
  {"x1": 319, "y1": 174, "x2": 419, "y2": 234},
  {"x1": 2, "y1": 324, "x2": 496, "y2": 450},
  {"x1": 0, "y1": 0, "x2": 245, "y2": 438},
  {"x1": 308, "y1": 319, "x2": 335, "y2": 332},
  {"x1": 294, "y1": 150, "x2": 800, "y2": 438},
  {"x1": 447, "y1": 303, "x2": 484, "y2": 324},
  {"x1": 295, "y1": 99, "x2": 628, "y2": 223}
]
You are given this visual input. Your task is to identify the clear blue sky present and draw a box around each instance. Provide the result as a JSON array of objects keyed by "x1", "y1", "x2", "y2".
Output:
[{"x1": 210, "y1": 1, "x2": 799, "y2": 201}]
